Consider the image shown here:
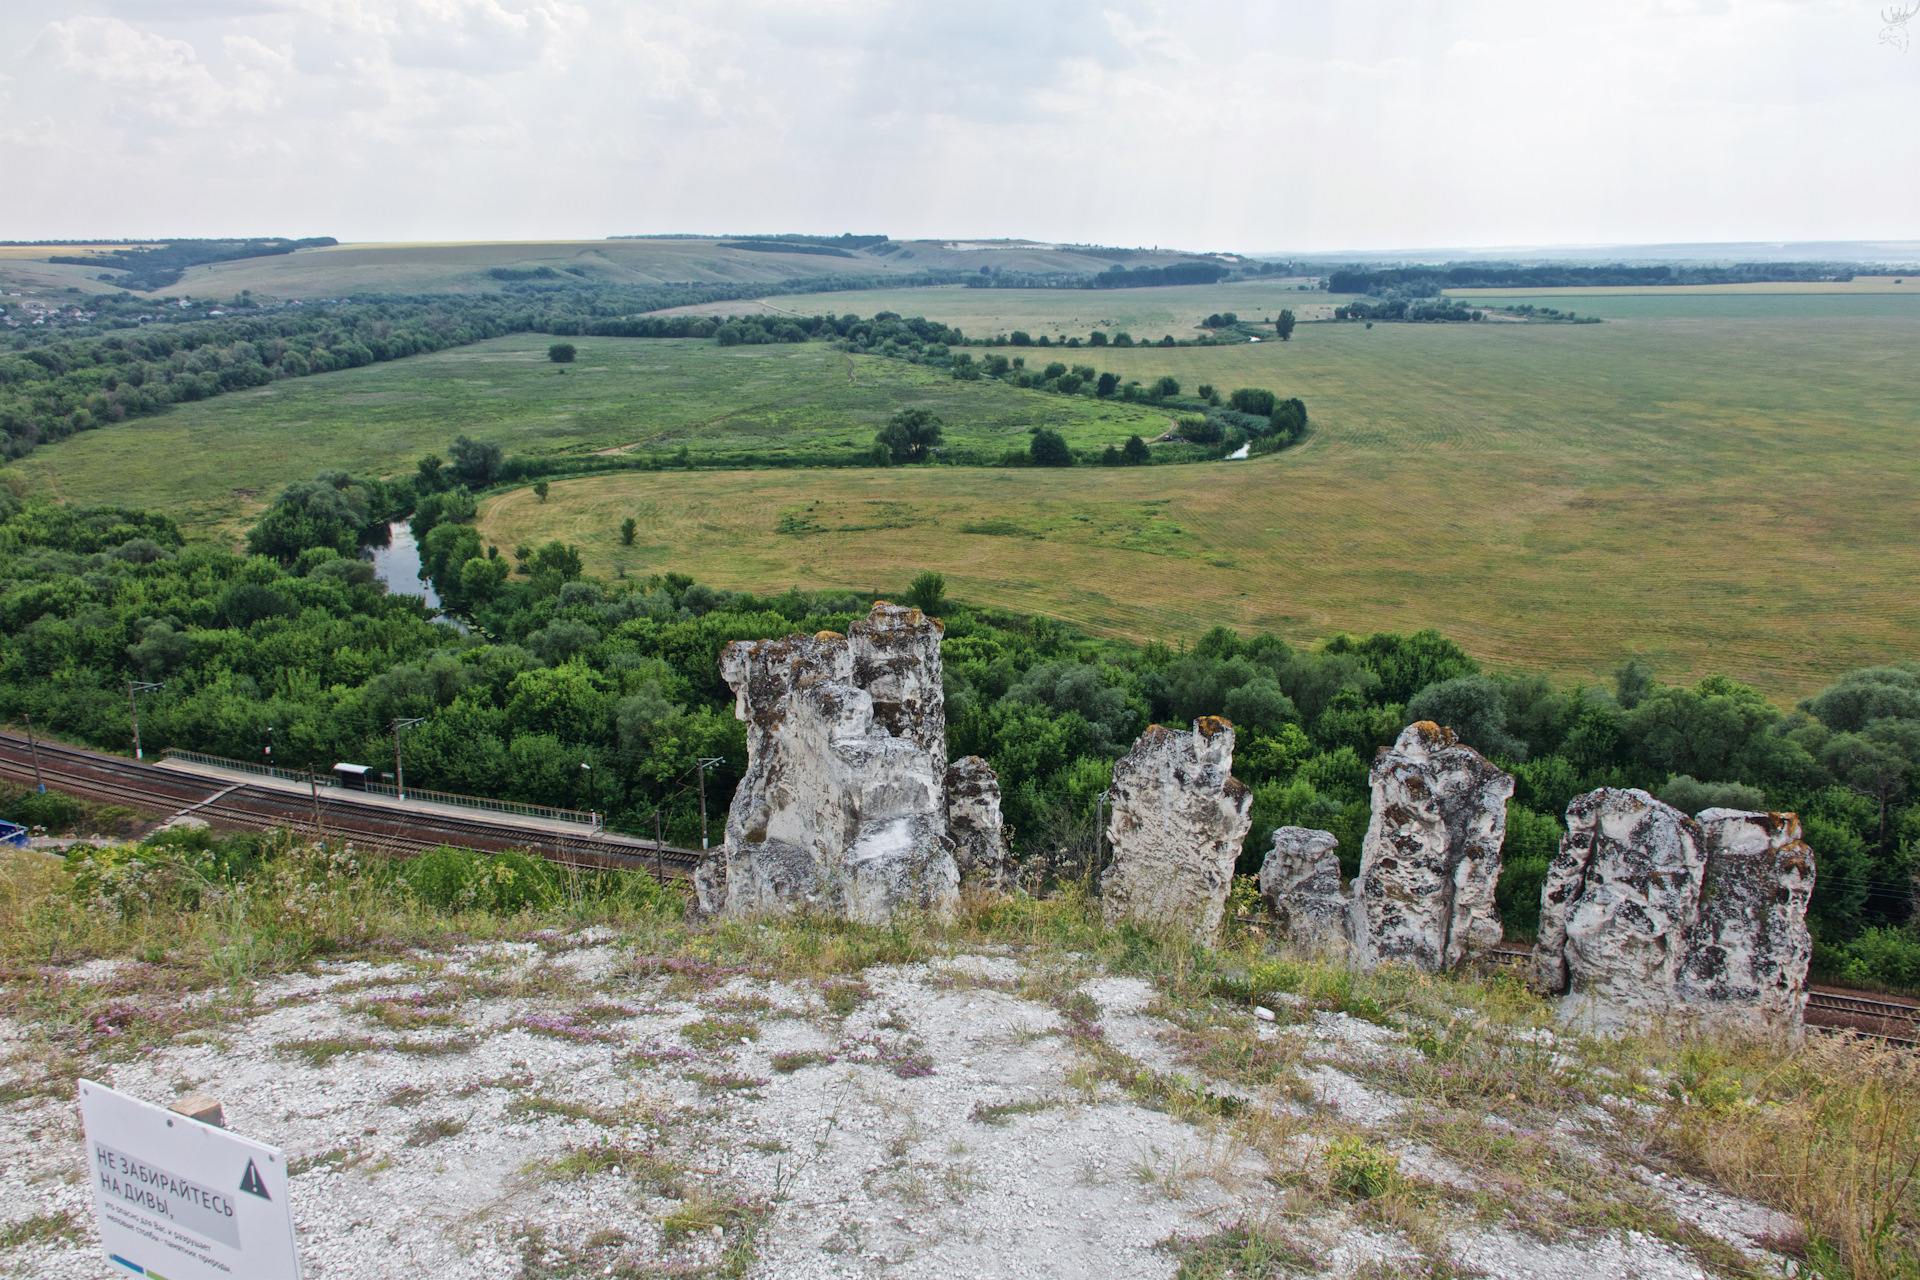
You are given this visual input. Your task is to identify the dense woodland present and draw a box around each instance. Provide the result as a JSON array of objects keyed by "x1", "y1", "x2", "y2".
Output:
[
  {"x1": 1327, "y1": 261, "x2": 1861, "y2": 293},
  {"x1": 0, "y1": 475, "x2": 1914, "y2": 989}
]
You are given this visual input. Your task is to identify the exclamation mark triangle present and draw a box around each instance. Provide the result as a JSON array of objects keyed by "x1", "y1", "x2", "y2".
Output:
[{"x1": 239, "y1": 1159, "x2": 271, "y2": 1200}]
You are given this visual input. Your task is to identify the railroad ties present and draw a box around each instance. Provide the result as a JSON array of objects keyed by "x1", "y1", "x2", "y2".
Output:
[{"x1": 0, "y1": 732, "x2": 700, "y2": 880}]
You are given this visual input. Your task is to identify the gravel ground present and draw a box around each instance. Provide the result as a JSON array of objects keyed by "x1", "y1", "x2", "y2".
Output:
[{"x1": 2, "y1": 934, "x2": 1796, "y2": 1278}]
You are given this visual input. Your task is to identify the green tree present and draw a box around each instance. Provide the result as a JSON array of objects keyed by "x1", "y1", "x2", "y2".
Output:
[
  {"x1": 1122, "y1": 435, "x2": 1151, "y2": 465},
  {"x1": 1029, "y1": 429, "x2": 1073, "y2": 467},
  {"x1": 878, "y1": 409, "x2": 944, "y2": 463},
  {"x1": 1229, "y1": 388, "x2": 1277, "y2": 416},
  {"x1": 246, "y1": 473, "x2": 373, "y2": 563},
  {"x1": 620, "y1": 517, "x2": 637, "y2": 546},
  {"x1": 532, "y1": 541, "x2": 585, "y2": 582},
  {"x1": 1095, "y1": 372, "x2": 1119, "y2": 398},
  {"x1": 448, "y1": 435, "x2": 503, "y2": 488},
  {"x1": 1275, "y1": 310, "x2": 1296, "y2": 341},
  {"x1": 534, "y1": 481, "x2": 550, "y2": 503},
  {"x1": 906, "y1": 570, "x2": 947, "y2": 614},
  {"x1": 549, "y1": 343, "x2": 577, "y2": 363}
]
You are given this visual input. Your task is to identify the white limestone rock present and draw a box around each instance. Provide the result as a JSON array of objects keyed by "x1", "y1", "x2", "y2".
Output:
[
  {"x1": 694, "y1": 610, "x2": 958, "y2": 923},
  {"x1": 1532, "y1": 789, "x2": 1706, "y2": 1030},
  {"x1": 1677, "y1": 809, "x2": 1816, "y2": 1032},
  {"x1": 945, "y1": 755, "x2": 1011, "y2": 890},
  {"x1": 1101, "y1": 717, "x2": 1253, "y2": 945},
  {"x1": 1350, "y1": 722, "x2": 1514, "y2": 972},
  {"x1": 1258, "y1": 827, "x2": 1351, "y2": 951},
  {"x1": 848, "y1": 601, "x2": 947, "y2": 776}
]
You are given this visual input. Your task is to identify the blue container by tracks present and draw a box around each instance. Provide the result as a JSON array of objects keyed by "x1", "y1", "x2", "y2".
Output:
[{"x1": 0, "y1": 820, "x2": 27, "y2": 849}]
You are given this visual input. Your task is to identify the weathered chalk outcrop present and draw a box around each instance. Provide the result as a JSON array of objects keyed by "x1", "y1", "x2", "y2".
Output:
[
  {"x1": 1258, "y1": 827, "x2": 1351, "y2": 951},
  {"x1": 1101, "y1": 717, "x2": 1253, "y2": 945},
  {"x1": 1531, "y1": 793, "x2": 1816, "y2": 1033},
  {"x1": 694, "y1": 606, "x2": 960, "y2": 923},
  {"x1": 1532, "y1": 789, "x2": 1706, "y2": 1030},
  {"x1": 849, "y1": 602, "x2": 946, "y2": 776},
  {"x1": 945, "y1": 755, "x2": 1012, "y2": 889},
  {"x1": 1350, "y1": 722, "x2": 1513, "y2": 972},
  {"x1": 1676, "y1": 809, "x2": 1816, "y2": 1030}
]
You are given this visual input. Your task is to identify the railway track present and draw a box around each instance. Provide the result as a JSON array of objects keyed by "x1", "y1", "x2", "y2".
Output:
[
  {"x1": 0, "y1": 732, "x2": 701, "y2": 879},
  {"x1": 1482, "y1": 945, "x2": 1919, "y2": 1045}
]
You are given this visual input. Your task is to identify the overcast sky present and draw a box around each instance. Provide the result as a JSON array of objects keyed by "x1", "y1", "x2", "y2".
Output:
[{"x1": 1, "y1": 1, "x2": 1914, "y2": 251}]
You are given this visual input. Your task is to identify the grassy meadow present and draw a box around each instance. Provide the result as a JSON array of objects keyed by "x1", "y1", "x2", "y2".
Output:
[
  {"x1": 669, "y1": 280, "x2": 1333, "y2": 339},
  {"x1": 20, "y1": 280, "x2": 1920, "y2": 699},
  {"x1": 21, "y1": 333, "x2": 1173, "y2": 540},
  {"x1": 477, "y1": 303, "x2": 1920, "y2": 700}
]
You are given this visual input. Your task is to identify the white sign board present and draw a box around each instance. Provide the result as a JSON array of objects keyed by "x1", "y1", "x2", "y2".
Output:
[{"x1": 78, "y1": 1080, "x2": 302, "y2": 1280}]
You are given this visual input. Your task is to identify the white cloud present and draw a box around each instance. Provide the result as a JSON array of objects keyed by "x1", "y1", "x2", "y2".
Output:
[{"x1": 0, "y1": 0, "x2": 1913, "y2": 245}]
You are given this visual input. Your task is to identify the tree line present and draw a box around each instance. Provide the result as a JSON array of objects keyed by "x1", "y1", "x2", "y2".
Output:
[
  {"x1": 2, "y1": 470, "x2": 1913, "y2": 989},
  {"x1": 1327, "y1": 261, "x2": 1862, "y2": 293}
]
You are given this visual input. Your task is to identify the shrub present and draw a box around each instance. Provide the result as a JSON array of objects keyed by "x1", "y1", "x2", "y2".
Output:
[
  {"x1": 1228, "y1": 388, "x2": 1277, "y2": 416},
  {"x1": 547, "y1": 343, "x2": 576, "y2": 364},
  {"x1": 1658, "y1": 774, "x2": 1766, "y2": 816},
  {"x1": 400, "y1": 847, "x2": 559, "y2": 913},
  {"x1": 1029, "y1": 429, "x2": 1073, "y2": 467}
]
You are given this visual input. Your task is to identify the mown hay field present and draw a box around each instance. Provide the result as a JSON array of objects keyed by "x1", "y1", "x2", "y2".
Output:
[
  {"x1": 480, "y1": 303, "x2": 1920, "y2": 700},
  {"x1": 22, "y1": 333, "x2": 1172, "y2": 541}
]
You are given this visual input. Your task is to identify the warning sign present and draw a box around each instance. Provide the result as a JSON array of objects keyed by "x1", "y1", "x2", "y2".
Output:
[{"x1": 79, "y1": 1080, "x2": 302, "y2": 1280}]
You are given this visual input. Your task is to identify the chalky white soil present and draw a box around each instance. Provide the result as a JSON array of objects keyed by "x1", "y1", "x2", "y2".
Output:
[{"x1": 1, "y1": 934, "x2": 1794, "y2": 1279}]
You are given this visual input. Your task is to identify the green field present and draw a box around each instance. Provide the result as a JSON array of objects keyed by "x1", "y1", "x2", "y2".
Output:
[
  {"x1": 21, "y1": 333, "x2": 1174, "y2": 539},
  {"x1": 23, "y1": 284, "x2": 1920, "y2": 700},
  {"x1": 0, "y1": 238, "x2": 1227, "y2": 300},
  {"x1": 473, "y1": 305, "x2": 1920, "y2": 701},
  {"x1": 672, "y1": 281, "x2": 1331, "y2": 340}
]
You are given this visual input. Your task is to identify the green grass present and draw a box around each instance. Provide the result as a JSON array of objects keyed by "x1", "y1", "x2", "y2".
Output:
[
  {"x1": 23, "y1": 332, "x2": 1171, "y2": 541},
  {"x1": 676, "y1": 280, "x2": 1331, "y2": 340},
  {"x1": 1450, "y1": 289, "x2": 1920, "y2": 320},
  {"x1": 479, "y1": 308, "x2": 1920, "y2": 700},
  {"x1": 25, "y1": 284, "x2": 1920, "y2": 700}
]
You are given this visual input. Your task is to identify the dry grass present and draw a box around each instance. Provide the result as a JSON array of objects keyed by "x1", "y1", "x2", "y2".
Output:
[{"x1": 5, "y1": 834, "x2": 1916, "y2": 1277}]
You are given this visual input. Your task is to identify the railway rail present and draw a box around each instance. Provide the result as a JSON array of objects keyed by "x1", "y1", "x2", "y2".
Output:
[
  {"x1": 0, "y1": 732, "x2": 701, "y2": 879},
  {"x1": 1483, "y1": 944, "x2": 1919, "y2": 1045},
  {"x1": 9, "y1": 734, "x2": 1918, "y2": 1041}
]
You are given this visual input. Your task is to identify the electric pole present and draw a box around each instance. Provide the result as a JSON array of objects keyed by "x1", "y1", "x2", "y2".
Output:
[
  {"x1": 264, "y1": 724, "x2": 274, "y2": 770},
  {"x1": 389, "y1": 718, "x2": 425, "y2": 800},
  {"x1": 581, "y1": 761, "x2": 595, "y2": 821},
  {"x1": 23, "y1": 713, "x2": 44, "y2": 793},
  {"x1": 695, "y1": 757, "x2": 724, "y2": 851},
  {"x1": 127, "y1": 681, "x2": 163, "y2": 761}
]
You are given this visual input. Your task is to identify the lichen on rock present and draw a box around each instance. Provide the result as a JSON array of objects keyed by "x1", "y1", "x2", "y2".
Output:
[
  {"x1": 1676, "y1": 808, "x2": 1816, "y2": 1032},
  {"x1": 1258, "y1": 826, "x2": 1351, "y2": 951},
  {"x1": 1350, "y1": 722, "x2": 1513, "y2": 973},
  {"x1": 1532, "y1": 788, "x2": 1706, "y2": 1030},
  {"x1": 1100, "y1": 716, "x2": 1253, "y2": 945},
  {"x1": 945, "y1": 755, "x2": 1011, "y2": 890},
  {"x1": 1530, "y1": 792, "x2": 1816, "y2": 1033},
  {"x1": 694, "y1": 605, "x2": 959, "y2": 923}
]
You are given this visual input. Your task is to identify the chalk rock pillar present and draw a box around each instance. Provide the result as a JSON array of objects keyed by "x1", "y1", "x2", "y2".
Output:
[
  {"x1": 1101, "y1": 717, "x2": 1253, "y2": 945},
  {"x1": 1677, "y1": 809, "x2": 1816, "y2": 1032},
  {"x1": 694, "y1": 608, "x2": 959, "y2": 923},
  {"x1": 848, "y1": 601, "x2": 947, "y2": 776},
  {"x1": 945, "y1": 755, "x2": 1011, "y2": 890},
  {"x1": 1532, "y1": 789, "x2": 1706, "y2": 1029},
  {"x1": 1350, "y1": 722, "x2": 1513, "y2": 972},
  {"x1": 1258, "y1": 827, "x2": 1351, "y2": 951}
]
